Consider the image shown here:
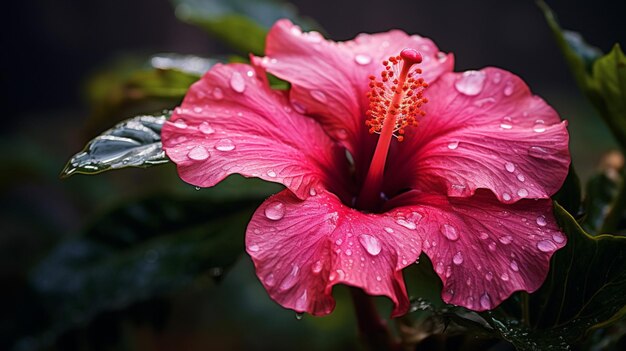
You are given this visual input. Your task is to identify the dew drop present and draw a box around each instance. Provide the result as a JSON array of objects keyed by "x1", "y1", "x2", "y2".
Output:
[
  {"x1": 500, "y1": 116, "x2": 513, "y2": 129},
  {"x1": 435, "y1": 261, "x2": 444, "y2": 274},
  {"x1": 537, "y1": 240, "x2": 557, "y2": 252},
  {"x1": 264, "y1": 201, "x2": 285, "y2": 221},
  {"x1": 354, "y1": 54, "x2": 372, "y2": 65},
  {"x1": 552, "y1": 232, "x2": 565, "y2": 244},
  {"x1": 265, "y1": 273, "x2": 276, "y2": 287},
  {"x1": 480, "y1": 293, "x2": 492, "y2": 309},
  {"x1": 517, "y1": 173, "x2": 526, "y2": 182},
  {"x1": 187, "y1": 146, "x2": 210, "y2": 161},
  {"x1": 488, "y1": 241, "x2": 497, "y2": 251},
  {"x1": 396, "y1": 219, "x2": 416, "y2": 230},
  {"x1": 517, "y1": 188, "x2": 529, "y2": 197},
  {"x1": 500, "y1": 273, "x2": 510, "y2": 281},
  {"x1": 214, "y1": 139, "x2": 235, "y2": 151},
  {"x1": 266, "y1": 170, "x2": 277, "y2": 178},
  {"x1": 485, "y1": 272, "x2": 493, "y2": 281},
  {"x1": 246, "y1": 70, "x2": 254, "y2": 77},
  {"x1": 510, "y1": 260, "x2": 519, "y2": 271},
  {"x1": 384, "y1": 227, "x2": 394, "y2": 234},
  {"x1": 528, "y1": 146, "x2": 551, "y2": 158},
  {"x1": 503, "y1": 81, "x2": 514, "y2": 96},
  {"x1": 492, "y1": 72, "x2": 502, "y2": 84},
  {"x1": 447, "y1": 141, "x2": 459, "y2": 150},
  {"x1": 213, "y1": 87, "x2": 224, "y2": 99},
  {"x1": 536, "y1": 215, "x2": 547, "y2": 226},
  {"x1": 248, "y1": 244, "x2": 260, "y2": 252},
  {"x1": 359, "y1": 234, "x2": 382, "y2": 256},
  {"x1": 312, "y1": 260, "x2": 323, "y2": 273},
  {"x1": 440, "y1": 224, "x2": 459, "y2": 241},
  {"x1": 453, "y1": 251, "x2": 464, "y2": 265},
  {"x1": 502, "y1": 193, "x2": 512, "y2": 201},
  {"x1": 173, "y1": 119, "x2": 188, "y2": 129},
  {"x1": 309, "y1": 188, "x2": 317, "y2": 196},
  {"x1": 454, "y1": 70, "x2": 486, "y2": 96},
  {"x1": 345, "y1": 249, "x2": 352, "y2": 256},
  {"x1": 310, "y1": 90, "x2": 327, "y2": 103},
  {"x1": 499, "y1": 235, "x2": 513, "y2": 245},
  {"x1": 376, "y1": 275, "x2": 382, "y2": 282},
  {"x1": 335, "y1": 238, "x2": 343, "y2": 245},
  {"x1": 533, "y1": 123, "x2": 546, "y2": 133},
  {"x1": 479, "y1": 232, "x2": 489, "y2": 240},
  {"x1": 279, "y1": 264, "x2": 299, "y2": 291},
  {"x1": 230, "y1": 71, "x2": 246, "y2": 93},
  {"x1": 295, "y1": 313, "x2": 303, "y2": 320},
  {"x1": 193, "y1": 106, "x2": 203, "y2": 113},
  {"x1": 295, "y1": 290, "x2": 308, "y2": 310},
  {"x1": 505, "y1": 162, "x2": 515, "y2": 173},
  {"x1": 199, "y1": 122, "x2": 215, "y2": 134}
]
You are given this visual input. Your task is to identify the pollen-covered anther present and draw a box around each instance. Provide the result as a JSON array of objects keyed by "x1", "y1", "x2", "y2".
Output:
[{"x1": 365, "y1": 48, "x2": 429, "y2": 141}]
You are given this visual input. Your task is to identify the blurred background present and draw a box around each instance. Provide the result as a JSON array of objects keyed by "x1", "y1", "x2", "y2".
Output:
[{"x1": 1, "y1": 0, "x2": 625, "y2": 350}]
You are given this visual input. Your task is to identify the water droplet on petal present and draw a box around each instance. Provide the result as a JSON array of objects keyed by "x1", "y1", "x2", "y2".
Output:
[
  {"x1": 295, "y1": 290, "x2": 308, "y2": 310},
  {"x1": 213, "y1": 87, "x2": 224, "y2": 99},
  {"x1": 517, "y1": 173, "x2": 526, "y2": 182},
  {"x1": 503, "y1": 81, "x2": 514, "y2": 96},
  {"x1": 312, "y1": 260, "x2": 323, "y2": 273},
  {"x1": 500, "y1": 273, "x2": 510, "y2": 281},
  {"x1": 359, "y1": 234, "x2": 382, "y2": 256},
  {"x1": 279, "y1": 264, "x2": 299, "y2": 291},
  {"x1": 552, "y1": 233, "x2": 565, "y2": 244},
  {"x1": 265, "y1": 273, "x2": 276, "y2": 287},
  {"x1": 264, "y1": 201, "x2": 285, "y2": 220},
  {"x1": 187, "y1": 146, "x2": 210, "y2": 161},
  {"x1": 517, "y1": 188, "x2": 529, "y2": 197},
  {"x1": 215, "y1": 139, "x2": 235, "y2": 151},
  {"x1": 376, "y1": 275, "x2": 382, "y2": 282},
  {"x1": 454, "y1": 70, "x2": 486, "y2": 96},
  {"x1": 435, "y1": 261, "x2": 444, "y2": 274},
  {"x1": 510, "y1": 260, "x2": 519, "y2": 271},
  {"x1": 479, "y1": 232, "x2": 489, "y2": 240},
  {"x1": 447, "y1": 141, "x2": 459, "y2": 150},
  {"x1": 537, "y1": 240, "x2": 557, "y2": 252},
  {"x1": 266, "y1": 170, "x2": 277, "y2": 178},
  {"x1": 528, "y1": 146, "x2": 551, "y2": 158},
  {"x1": 500, "y1": 116, "x2": 513, "y2": 129},
  {"x1": 384, "y1": 227, "x2": 394, "y2": 234},
  {"x1": 503, "y1": 193, "x2": 512, "y2": 201},
  {"x1": 536, "y1": 215, "x2": 547, "y2": 226},
  {"x1": 505, "y1": 162, "x2": 515, "y2": 173},
  {"x1": 499, "y1": 235, "x2": 513, "y2": 244},
  {"x1": 345, "y1": 249, "x2": 352, "y2": 256},
  {"x1": 199, "y1": 122, "x2": 215, "y2": 134},
  {"x1": 480, "y1": 293, "x2": 492, "y2": 309},
  {"x1": 292, "y1": 100, "x2": 307, "y2": 114},
  {"x1": 246, "y1": 70, "x2": 254, "y2": 77},
  {"x1": 193, "y1": 106, "x2": 203, "y2": 113},
  {"x1": 174, "y1": 119, "x2": 188, "y2": 129},
  {"x1": 533, "y1": 123, "x2": 546, "y2": 133},
  {"x1": 230, "y1": 71, "x2": 246, "y2": 93},
  {"x1": 353, "y1": 53, "x2": 372, "y2": 66},
  {"x1": 309, "y1": 188, "x2": 317, "y2": 196},
  {"x1": 441, "y1": 224, "x2": 459, "y2": 241},
  {"x1": 310, "y1": 90, "x2": 327, "y2": 103},
  {"x1": 396, "y1": 219, "x2": 416, "y2": 230},
  {"x1": 248, "y1": 244, "x2": 260, "y2": 252},
  {"x1": 492, "y1": 72, "x2": 502, "y2": 84},
  {"x1": 485, "y1": 272, "x2": 493, "y2": 281},
  {"x1": 453, "y1": 251, "x2": 464, "y2": 265},
  {"x1": 488, "y1": 241, "x2": 497, "y2": 251},
  {"x1": 295, "y1": 312, "x2": 303, "y2": 320},
  {"x1": 335, "y1": 238, "x2": 343, "y2": 245}
]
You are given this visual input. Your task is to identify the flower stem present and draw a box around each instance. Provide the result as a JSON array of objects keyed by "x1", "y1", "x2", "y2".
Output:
[{"x1": 349, "y1": 287, "x2": 400, "y2": 351}]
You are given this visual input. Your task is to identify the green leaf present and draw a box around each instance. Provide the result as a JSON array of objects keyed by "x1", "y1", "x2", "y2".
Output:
[
  {"x1": 61, "y1": 112, "x2": 170, "y2": 177},
  {"x1": 538, "y1": 1, "x2": 626, "y2": 150},
  {"x1": 24, "y1": 194, "x2": 262, "y2": 350},
  {"x1": 172, "y1": 0, "x2": 320, "y2": 55},
  {"x1": 582, "y1": 173, "x2": 620, "y2": 234},
  {"x1": 483, "y1": 203, "x2": 626, "y2": 349}
]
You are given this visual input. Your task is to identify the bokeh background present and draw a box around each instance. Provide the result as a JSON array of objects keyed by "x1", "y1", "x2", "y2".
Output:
[{"x1": 2, "y1": 0, "x2": 625, "y2": 350}]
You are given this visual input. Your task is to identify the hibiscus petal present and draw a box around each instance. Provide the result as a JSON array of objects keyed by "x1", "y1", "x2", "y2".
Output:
[
  {"x1": 246, "y1": 189, "x2": 423, "y2": 317},
  {"x1": 161, "y1": 63, "x2": 349, "y2": 200},
  {"x1": 253, "y1": 19, "x2": 453, "y2": 153},
  {"x1": 387, "y1": 67, "x2": 570, "y2": 202},
  {"x1": 388, "y1": 190, "x2": 565, "y2": 311}
]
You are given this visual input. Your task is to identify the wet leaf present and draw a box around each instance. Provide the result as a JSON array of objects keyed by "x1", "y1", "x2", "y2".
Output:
[
  {"x1": 482, "y1": 203, "x2": 626, "y2": 349},
  {"x1": 20, "y1": 194, "x2": 262, "y2": 351},
  {"x1": 172, "y1": 0, "x2": 320, "y2": 55},
  {"x1": 61, "y1": 112, "x2": 170, "y2": 177}
]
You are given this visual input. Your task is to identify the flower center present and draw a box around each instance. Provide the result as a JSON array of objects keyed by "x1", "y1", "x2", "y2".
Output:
[{"x1": 357, "y1": 48, "x2": 428, "y2": 210}]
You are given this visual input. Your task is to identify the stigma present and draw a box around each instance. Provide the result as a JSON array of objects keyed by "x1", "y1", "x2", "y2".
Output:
[{"x1": 365, "y1": 48, "x2": 429, "y2": 142}]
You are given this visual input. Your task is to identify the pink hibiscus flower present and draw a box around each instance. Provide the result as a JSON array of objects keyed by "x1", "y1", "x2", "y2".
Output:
[{"x1": 161, "y1": 20, "x2": 570, "y2": 317}]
